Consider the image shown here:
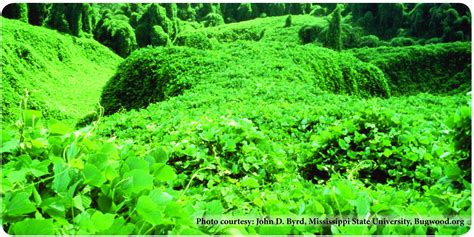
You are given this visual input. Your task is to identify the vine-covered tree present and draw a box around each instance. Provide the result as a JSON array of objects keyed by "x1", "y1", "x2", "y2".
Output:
[
  {"x1": 3, "y1": 3, "x2": 29, "y2": 23},
  {"x1": 64, "y1": 3, "x2": 84, "y2": 36},
  {"x1": 135, "y1": 4, "x2": 173, "y2": 47},
  {"x1": 285, "y1": 14, "x2": 292, "y2": 27},
  {"x1": 326, "y1": 5, "x2": 343, "y2": 51},
  {"x1": 45, "y1": 4, "x2": 71, "y2": 34},
  {"x1": 27, "y1": 3, "x2": 50, "y2": 26},
  {"x1": 203, "y1": 13, "x2": 225, "y2": 27},
  {"x1": 94, "y1": 13, "x2": 137, "y2": 57},
  {"x1": 44, "y1": 3, "x2": 94, "y2": 36},
  {"x1": 236, "y1": 3, "x2": 253, "y2": 22}
]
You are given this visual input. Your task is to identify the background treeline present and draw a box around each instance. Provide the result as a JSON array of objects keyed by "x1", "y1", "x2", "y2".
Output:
[{"x1": 2, "y1": 3, "x2": 471, "y2": 57}]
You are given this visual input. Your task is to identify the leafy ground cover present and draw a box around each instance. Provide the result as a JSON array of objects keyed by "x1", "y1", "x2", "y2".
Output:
[{"x1": 1, "y1": 17, "x2": 122, "y2": 124}]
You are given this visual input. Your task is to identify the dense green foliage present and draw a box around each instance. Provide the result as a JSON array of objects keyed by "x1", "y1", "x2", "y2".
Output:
[
  {"x1": 1, "y1": 18, "x2": 122, "y2": 123},
  {"x1": 1, "y1": 3, "x2": 472, "y2": 236},
  {"x1": 100, "y1": 42, "x2": 390, "y2": 115},
  {"x1": 351, "y1": 42, "x2": 471, "y2": 95}
]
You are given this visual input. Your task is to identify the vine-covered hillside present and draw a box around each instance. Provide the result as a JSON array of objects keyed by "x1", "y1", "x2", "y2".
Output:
[{"x1": 1, "y1": 3, "x2": 472, "y2": 235}]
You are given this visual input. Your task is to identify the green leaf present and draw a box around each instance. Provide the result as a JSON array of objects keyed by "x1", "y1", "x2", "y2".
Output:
[
  {"x1": 40, "y1": 197, "x2": 65, "y2": 218},
  {"x1": 445, "y1": 165, "x2": 462, "y2": 180},
  {"x1": 206, "y1": 200, "x2": 224, "y2": 216},
  {"x1": 12, "y1": 218, "x2": 54, "y2": 235},
  {"x1": 122, "y1": 170, "x2": 154, "y2": 194},
  {"x1": 383, "y1": 149, "x2": 392, "y2": 157},
  {"x1": 6, "y1": 192, "x2": 36, "y2": 216},
  {"x1": 241, "y1": 177, "x2": 259, "y2": 188},
  {"x1": 338, "y1": 138, "x2": 349, "y2": 150},
  {"x1": 83, "y1": 163, "x2": 106, "y2": 187},
  {"x1": 310, "y1": 200, "x2": 325, "y2": 214},
  {"x1": 73, "y1": 195, "x2": 84, "y2": 211},
  {"x1": 355, "y1": 193, "x2": 370, "y2": 218},
  {"x1": 98, "y1": 217, "x2": 135, "y2": 235},
  {"x1": 51, "y1": 159, "x2": 71, "y2": 193},
  {"x1": 126, "y1": 156, "x2": 150, "y2": 171},
  {"x1": 49, "y1": 122, "x2": 73, "y2": 135},
  {"x1": 91, "y1": 211, "x2": 115, "y2": 231},
  {"x1": 23, "y1": 110, "x2": 42, "y2": 127},
  {"x1": 154, "y1": 164, "x2": 177, "y2": 181},
  {"x1": 0, "y1": 133, "x2": 19, "y2": 153},
  {"x1": 136, "y1": 195, "x2": 165, "y2": 225},
  {"x1": 147, "y1": 147, "x2": 169, "y2": 163}
]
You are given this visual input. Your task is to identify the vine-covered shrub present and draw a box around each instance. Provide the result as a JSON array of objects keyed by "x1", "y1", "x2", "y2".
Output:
[
  {"x1": 351, "y1": 42, "x2": 471, "y2": 94},
  {"x1": 203, "y1": 13, "x2": 225, "y2": 27},
  {"x1": 100, "y1": 47, "x2": 224, "y2": 114},
  {"x1": 175, "y1": 31, "x2": 214, "y2": 50},
  {"x1": 359, "y1": 35, "x2": 384, "y2": 48},
  {"x1": 298, "y1": 24, "x2": 323, "y2": 44},
  {"x1": 101, "y1": 42, "x2": 392, "y2": 115},
  {"x1": 390, "y1": 37, "x2": 415, "y2": 47}
]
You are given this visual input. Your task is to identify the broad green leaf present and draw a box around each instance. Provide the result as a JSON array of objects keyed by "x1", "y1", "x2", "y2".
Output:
[
  {"x1": 83, "y1": 163, "x2": 106, "y2": 187},
  {"x1": 23, "y1": 110, "x2": 42, "y2": 127},
  {"x1": 91, "y1": 211, "x2": 115, "y2": 231},
  {"x1": 52, "y1": 160, "x2": 71, "y2": 193},
  {"x1": 100, "y1": 142, "x2": 119, "y2": 160},
  {"x1": 383, "y1": 149, "x2": 392, "y2": 157},
  {"x1": 147, "y1": 147, "x2": 169, "y2": 163},
  {"x1": 355, "y1": 193, "x2": 370, "y2": 218},
  {"x1": 12, "y1": 218, "x2": 54, "y2": 235},
  {"x1": 310, "y1": 200, "x2": 325, "y2": 214},
  {"x1": 154, "y1": 164, "x2": 177, "y2": 181},
  {"x1": 73, "y1": 195, "x2": 84, "y2": 211},
  {"x1": 445, "y1": 165, "x2": 462, "y2": 180},
  {"x1": 338, "y1": 138, "x2": 349, "y2": 150},
  {"x1": 126, "y1": 156, "x2": 149, "y2": 171},
  {"x1": 49, "y1": 122, "x2": 72, "y2": 135},
  {"x1": 122, "y1": 170, "x2": 154, "y2": 194},
  {"x1": 136, "y1": 195, "x2": 165, "y2": 225},
  {"x1": 28, "y1": 159, "x2": 51, "y2": 177},
  {"x1": 148, "y1": 189, "x2": 173, "y2": 205},
  {"x1": 5, "y1": 192, "x2": 36, "y2": 216},
  {"x1": 1, "y1": 137, "x2": 19, "y2": 154},
  {"x1": 98, "y1": 217, "x2": 135, "y2": 235},
  {"x1": 206, "y1": 200, "x2": 224, "y2": 216},
  {"x1": 40, "y1": 197, "x2": 65, "y2": 218}
]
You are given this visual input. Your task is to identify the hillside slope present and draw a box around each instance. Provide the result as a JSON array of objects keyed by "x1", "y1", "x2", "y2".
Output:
[
  {"x1": 100, "y1": 41, "x2": 391, "y2": 115},
  {"x1": 1, "y1": 17, "x2": 123, "y2": 123}
]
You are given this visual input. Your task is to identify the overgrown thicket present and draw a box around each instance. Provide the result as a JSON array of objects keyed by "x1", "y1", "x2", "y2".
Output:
[
  {"x1": 100, "y1": 42, "x2": 391, "y2": 115},
  {"x1": 4, "y1": 3, "x2": 470, "y2": 57}
]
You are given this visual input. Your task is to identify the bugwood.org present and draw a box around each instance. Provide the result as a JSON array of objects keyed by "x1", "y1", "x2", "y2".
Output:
[{"x1": 414, "y1": 218, "x2": 465, "y2": 227}]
